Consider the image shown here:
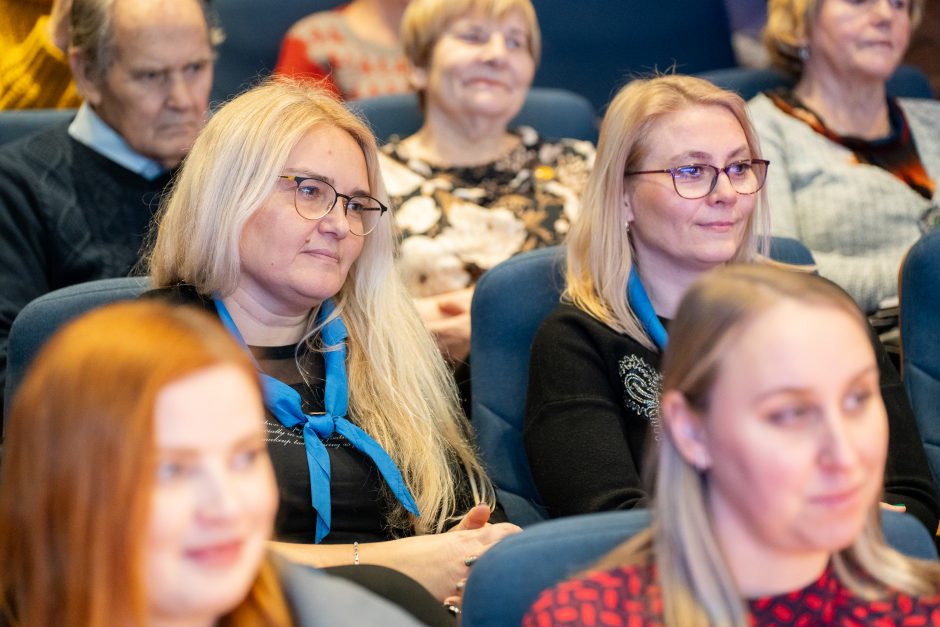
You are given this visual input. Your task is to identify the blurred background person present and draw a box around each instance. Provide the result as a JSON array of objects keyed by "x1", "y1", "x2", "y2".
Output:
[
  {"x1": 0, "y1": 0, "x2": 220, "y2": 412},
  {"x1": 147, "y1": 78, "x2": 519, "y2": 605},
  {"x1": 0, "y1": 300, "x2": 427, "y2": 627},
  {"x1": 750, "y1": 0, "x2": 940, "y2": 315},
  {"x1": 0, "y1": 0, "x2": 82, "y2": 109},
  {"x1": 523, "y1": 75, "x2": 939, "y2": 533},
  {"x1": 379, "y1": 0, "x2": 594, "y2": 402},
  {"x1": 275, "y1": 0, "x2": 412, "y2": 100},
  {"x1": 526, "y1": 264, "x2": 940, "y2": 626}
]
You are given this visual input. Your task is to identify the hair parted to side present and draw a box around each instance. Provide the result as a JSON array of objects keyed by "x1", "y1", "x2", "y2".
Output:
[
  {"x1": 0, "y1": 301, "x2": 290, "y2": 627},
  {"x1": 70, "y1": 0, "x2": 225, "y2": 84},
  {"x1": 592, "y1": 264, "x2": 940, "y2": 627},
  {"x1": 147, "y1": 77, "x2": 495, "y2": 535},
  {"x1": 763, "y1": 0, "x2": 923, "y2": 78},
  {"x1": 565, "y1": 74, "x2": 771, "y2": 351}
]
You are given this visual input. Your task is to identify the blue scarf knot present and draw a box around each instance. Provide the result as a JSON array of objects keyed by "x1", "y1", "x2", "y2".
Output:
[{"x1": 214, "y1": 298, "x2": 419, "y2": 543}]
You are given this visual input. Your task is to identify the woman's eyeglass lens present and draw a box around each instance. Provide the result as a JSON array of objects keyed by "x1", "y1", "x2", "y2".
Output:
[
  {"x1": 625, "y1": 159, "x2": 769, "y2": 200},
  {"x1": 278, "y1": 175, "x2": 387, "y2": 236}
]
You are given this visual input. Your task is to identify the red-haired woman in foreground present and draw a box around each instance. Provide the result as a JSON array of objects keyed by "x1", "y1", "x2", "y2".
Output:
[
  {"x1": 525, "y1": 265, "x2": 940, "y2": 626},
  {"x1": 0, "y1": 301, "x2": 425, "y2": 626}
]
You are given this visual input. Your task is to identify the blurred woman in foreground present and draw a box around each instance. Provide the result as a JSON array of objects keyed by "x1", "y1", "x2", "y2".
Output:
[
  {"x1": 526, "y1": 264, "x2": 940, "y2": 626},
  {"x1": 0, "y1": 301, "x2": 424, "y2": 626}
]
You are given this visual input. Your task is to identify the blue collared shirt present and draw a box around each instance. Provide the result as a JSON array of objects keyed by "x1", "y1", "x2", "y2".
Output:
[{"x1": 68, "y1": 103, "x2": 167, "y2": 181}]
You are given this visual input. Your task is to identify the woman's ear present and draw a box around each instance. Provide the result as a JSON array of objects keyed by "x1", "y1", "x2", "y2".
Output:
[
  {"x1": 661, "y1": 389, "x2": 712, "y2": 471},
  {"x1": 408, "y1": 62, "x2": 428, "y2": 91},
  {"x1": 622, "y1": 186, "x2": 634, "y2": 224}
]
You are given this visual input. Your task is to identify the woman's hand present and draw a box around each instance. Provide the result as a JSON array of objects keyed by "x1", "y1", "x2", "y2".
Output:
[
  {"x1": 880, "y1": 502, "x2": 906, "y2": 513},
  {"x1": 415, "y1": 287, "x2": 475, "y2": 363},
  {"x1": 270, "y1": 505, "x2": 521, "y2": 603}
]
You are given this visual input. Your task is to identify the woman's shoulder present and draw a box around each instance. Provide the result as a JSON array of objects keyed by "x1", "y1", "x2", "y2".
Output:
[
  {"x1": 140, "y1": 284, "x2": 213, "y2": 311},
  {"x1": 533, "y1": 303, "x2": 659, "y2": 370},
  {"x1": 512, "y1": 126, "x2": 596, "y2": 164},
  {"x1": 524, "y1": 563, "x2": 660, "y2": 626},
  {"x1": 538, "y1": 302, "x2": 608, "y2": 335},
  {"x1": 898, "y1": 97, "x2": 940, "y2": 137},
  {"x1": 284, "y1": 7, "x2": 347, "y2": 38},
  {"x1": 747, "y1": 91, "x2": 797, "y2": 132}
]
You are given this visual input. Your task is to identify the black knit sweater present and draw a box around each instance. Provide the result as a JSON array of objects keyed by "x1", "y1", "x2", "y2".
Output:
[{"x1": 0, "y1": 124, "x2": 174, "y2": 410}]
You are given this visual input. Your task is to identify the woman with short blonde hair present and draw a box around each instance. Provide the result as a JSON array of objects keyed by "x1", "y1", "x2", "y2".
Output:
[{"x1": 380, "y1": 0, "x2": 593, "y2": 396}]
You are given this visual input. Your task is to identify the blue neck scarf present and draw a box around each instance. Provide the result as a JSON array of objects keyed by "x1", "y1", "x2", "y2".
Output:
[
  {"x1": 213, "y1": 298, "x2": 419, "y2": 543},
  {"x1": 627, "y1": 266, "x2": 668, "y2": 351}
]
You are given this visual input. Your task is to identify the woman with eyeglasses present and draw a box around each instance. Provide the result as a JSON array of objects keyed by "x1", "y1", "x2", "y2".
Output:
[
  {"x1": 525, "y1": 264, "x2": 940, "y2": 627},
  {"x1": 749, "y1": 0, "x2": 940, "y2": 315},
  {"x1": 523, "y1": 75, "x2": 939, "y2": 534},
  {"x1": 146, "y1": 78, "x2": 519, "y2": 607}
]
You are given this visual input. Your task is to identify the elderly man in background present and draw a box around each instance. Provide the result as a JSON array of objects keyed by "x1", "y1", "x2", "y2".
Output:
[{"x1": 0, "y1": 0, "x2": 221, "y2": 411}]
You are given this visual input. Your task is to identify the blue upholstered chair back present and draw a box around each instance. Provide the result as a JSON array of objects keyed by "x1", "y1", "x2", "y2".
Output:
[
  {"x1": 0, "y1": 109, "x2": 75, "y2": 146},
  {"x1": 3, "y1": 277, "x2": 150, "y2": 425},
  {"x1": 696, "y1": 64, "x2": 934, "y2": 101},
  {"x1": 470, "y1": 238, "x2": 816, "y2": 525},
  {"x1": 900, "y1": 230, "x2": 940, "y2": 490},
  {"x1": 461, "y1": 508, "x2": 936, "y2": 627},
  {"x1": 530, "y1": 0, "x2": 736, "y2": 111},
  {"x1": 351, "y1": 87, "x2": 597, "y2": 143}
]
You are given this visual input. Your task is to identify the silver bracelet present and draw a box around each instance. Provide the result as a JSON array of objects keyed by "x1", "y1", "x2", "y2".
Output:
[{"x1": 353, "y1": 541, "x2": 360, "y2": 566}]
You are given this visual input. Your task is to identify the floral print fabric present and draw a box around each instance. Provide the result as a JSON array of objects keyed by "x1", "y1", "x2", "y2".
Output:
[{"x1": 379, "y1": 126, "x2": 595, "y2": 297}]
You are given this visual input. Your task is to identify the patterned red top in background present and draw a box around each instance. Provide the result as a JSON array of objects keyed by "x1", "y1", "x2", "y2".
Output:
[
  {"x1": 275, "y1": 5, "x2": 411, "y2": 101},
  {"x1": 524, "y1": 561, "x2": 940, "y2": 626}
]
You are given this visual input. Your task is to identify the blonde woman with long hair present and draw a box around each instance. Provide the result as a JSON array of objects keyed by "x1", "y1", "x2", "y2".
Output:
[
  {"x1": 147, "y1": 78, "x2": 518, "y2": 605},
  {"x1": 526, "y1": 264, "x2": 940, "y2": 626},
  {"x1": 523, "y1": 75, "x2": 938, "y2": 532}
]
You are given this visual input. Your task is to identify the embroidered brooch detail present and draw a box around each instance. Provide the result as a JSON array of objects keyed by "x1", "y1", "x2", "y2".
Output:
[{"x1": 618, "y1": 354, "x2": 662, "y2": 439}]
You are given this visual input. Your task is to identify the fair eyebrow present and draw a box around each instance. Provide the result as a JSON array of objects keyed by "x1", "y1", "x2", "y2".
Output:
[
  {"x1": 285, "y1": 169, "x2": 371, "y2": 198},
  {"x1": 156, "y1": 430, "x2": 265, "y2": 457},
  {"x1": 751, "y1": 364, "x2": 879, "y2": 404},
  {"x1": 667, "y1": 145, "x2": 751, "y2": 164}
]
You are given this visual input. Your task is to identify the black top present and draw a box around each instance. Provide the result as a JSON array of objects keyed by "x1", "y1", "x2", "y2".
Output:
[
  {"x1": 0, "y1": 124, "x2": 174, "y2": 410},
  {"x1": 524, "y1": 304, "x2": 659, "y2": 517},
  {"x1": 145, "y1": 285, "x2": 499, "y2": 544},
  {"x1": 524, "y1": 302, "x2": 940, "y2": 533}
]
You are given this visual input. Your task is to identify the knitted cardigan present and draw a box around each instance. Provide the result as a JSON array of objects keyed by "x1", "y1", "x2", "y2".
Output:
[{"x1": 748, "y1": 93, "x2": 940, "y2": 313}]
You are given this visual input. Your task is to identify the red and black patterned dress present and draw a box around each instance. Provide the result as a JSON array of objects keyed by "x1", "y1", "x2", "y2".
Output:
[{"x1": 523, "y1": 561, "x2": 940, "y2": 626}]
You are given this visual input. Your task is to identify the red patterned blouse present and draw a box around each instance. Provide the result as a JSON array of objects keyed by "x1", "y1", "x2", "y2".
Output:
[{"x1": 523, "y1": 562, "x2": 940, "y2": 626}]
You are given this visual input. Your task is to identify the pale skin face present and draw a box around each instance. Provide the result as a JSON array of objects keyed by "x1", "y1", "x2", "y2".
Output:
[
  {"x1": 237, "y1": 125, "x2": 369, "y2": 318},
  {"x1": 146, "y1": 365, "x2": 277, "y2": 627},
  {"x1": 71, "y1": 0, "x2": 213, "y2": 168},
  {"x1": 664, "y1": 301, "x2": 887, "y2": 595},
  {"x1": 804, "y1": 0, "x2": 912, "y2": 85},
  {"x1": 625, "y1": 105, "x2": 757, "y2": 304},
  {"x1": 412, "y1": 9, "x2": 536, "y2": 128}
]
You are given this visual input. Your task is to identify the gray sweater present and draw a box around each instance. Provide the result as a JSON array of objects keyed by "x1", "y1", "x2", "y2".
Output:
[{"x1": 748, "y1": 93, "x2": 940, "y2": 313}]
